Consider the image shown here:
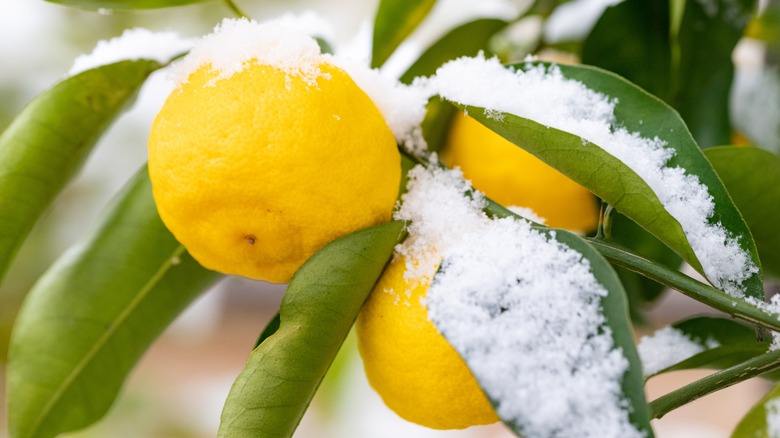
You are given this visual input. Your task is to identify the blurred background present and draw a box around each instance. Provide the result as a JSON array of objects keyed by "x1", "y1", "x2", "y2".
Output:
[{"x1": 1, "y1": 0, "x2": 778, "y2": 436}]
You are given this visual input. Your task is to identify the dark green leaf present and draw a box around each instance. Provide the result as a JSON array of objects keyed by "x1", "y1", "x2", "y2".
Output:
[
  {"x1": 7, "y1": 166, "x2": 222, "y2": 438},
  {"x1": 582, "y1": 0, "x2": 672, "y2": 102},
  {"x1": 469, "y1": 62, "x2": 763, "y2": 300},
  {"x1": 45, "y1": 0, "x2": 211, "y2": 10},
  {"x1": 419, "y1": 97, "x2": 457, "y2": 154},
  {"x1": 0, "y1": 60, "x2": 161, "y2": 285},
  {"x1": 611, "y1": 212, "x2": 682, "y2": 315},
  {"x1": 218, "y1": 221, "x2": 404, "y2": 438},
  {"x1": 706, "y1": 146, "x2": 780, "y2": 278},
  {"x1": 674, "y1": 0, "x2": 756, "y2": 147},
  {"x1": 399, "y1": 18, "x2": 508, "y2": 84},
  {"x1": 644, "y1": 317, "x2": 767, "y2": 378},
  {"x1": 372, "y1": 0, "x2": 437, "y2": 68}
]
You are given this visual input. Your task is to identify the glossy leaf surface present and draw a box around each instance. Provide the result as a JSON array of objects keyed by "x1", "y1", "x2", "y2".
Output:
[
  {"x1": 372, "y1": 0, "x2": 436, "y2": 68},
  {"x1": 218, "y1": 221, "x2": 404, "y2": 438},
  {"x1": 7, "y1": 167, "x2": 222, "y2": 438},
  {"x1": 0, "y1": 60, "x2": 161, "y2": 285}
]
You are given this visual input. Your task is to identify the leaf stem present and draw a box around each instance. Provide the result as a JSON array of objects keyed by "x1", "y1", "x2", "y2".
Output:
[
  {"x1": 650, "y1": 349, "x2": 780, "y2": 418},
  {"x1": 586, "y1": 238, "x2": 780, "y2": 332},
  {"x1": 223, "y1": 0, "x2": 248, "y2": 19}
]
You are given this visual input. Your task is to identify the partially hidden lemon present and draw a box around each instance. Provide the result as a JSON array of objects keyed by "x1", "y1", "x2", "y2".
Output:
[
  {"x1": 356, "y1": 256, "x2": 499, "y2": 429},
  {"x1": 148, "y1": 60, "x2": 400, "y2": 283},
  {"x1": 442, "y1": 113, "x2": 599, "y2": 232}
]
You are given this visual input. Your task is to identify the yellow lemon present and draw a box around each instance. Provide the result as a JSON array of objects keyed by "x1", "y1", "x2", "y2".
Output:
[
  {"x1": 357, "y1": 257, "x2": 499, "y2": 429},
  {"x1": 442, "y1": 113, "x2": 599, "y2": 232},
  {"x1": 148, "y1": 61, "x2": 400, "y2": 283}
]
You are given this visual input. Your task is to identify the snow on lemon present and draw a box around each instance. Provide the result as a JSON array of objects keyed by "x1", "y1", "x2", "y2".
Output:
[
  {"x1": 421, "y1": 54, "x2": 758, "y2": 297},
  {"x1": 388, "y1": 165, "x2": 642, "y2": 437},
  {"x1": 149, "y1": 17, "x2": 405, "y2": 282}
]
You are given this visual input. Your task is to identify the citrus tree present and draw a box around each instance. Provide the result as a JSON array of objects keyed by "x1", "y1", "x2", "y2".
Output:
[{"x1": 3, "y1": 0, "x2": 780, "y2": 437}]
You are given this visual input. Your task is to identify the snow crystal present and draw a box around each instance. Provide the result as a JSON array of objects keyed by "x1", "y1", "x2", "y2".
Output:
[
  {"x1": 69, "y1": 28, "x2": 194, "y2": 76},
  {"x1": 396, "y1": 165, "x2": 642, "y2": 438},
  {"x1": 170, "y1": 15, "x2": 428, "y2": 151},
  {"x1": 507, "y1": 205, "x2": 546, "y2": 224},
  {"x1": 394, "y1": 163, "x2": 487, "y2": 282},
  {"x1": 421, "y1": 55, "x2": 758, "y2": 297},
  {"x1": 170, "y1": 16, "x2": 327, "y2": 86},
  {"x1": 638, "y1": 327, "x2": 719, "y2": 376},
  {"x1": 767, "y1": 398, "x2": 780, "y2": 438}
]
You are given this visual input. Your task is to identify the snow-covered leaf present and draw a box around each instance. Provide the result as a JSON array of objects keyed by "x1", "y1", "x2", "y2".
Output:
[{"x1": 426, "y1": 58, "x2": 763, "y2": 301}]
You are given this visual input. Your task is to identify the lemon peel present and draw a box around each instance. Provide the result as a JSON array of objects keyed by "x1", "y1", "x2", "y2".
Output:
[
  {"x1": 149, "y1": 54, "x2": 399, "y2": 282},
  {"x1": 356, "y1": 256, "x2": 499, "y2": 430}
]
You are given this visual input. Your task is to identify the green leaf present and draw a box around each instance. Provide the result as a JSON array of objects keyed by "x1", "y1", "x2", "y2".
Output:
[
  {"x1": 44, "y1": 0, "x2": 211, "y2": 10},
  {"x1": 706, "y1": 147, "x2": 780, "y2": 278},
  {"x1": 7, "y1": 166, "x2": 222, "y2": 438},
  {"x1": 372, "y1": 0, "x2": 437, "y2": 68},
  {"x1": 466, "y1": 62, "x2": 763, "y2": 300},
  {"x1": 610, "y1": 212, "x2": 682, "y2": 320},
  {"x1": 399, "y1": 18, "x2": 508, "y2": 84},
  {"x1": 674, "y1": 0, "x2": 756, "y2": 148},
  {"x1": 0, "y1": 60, "x2": 161, "y2": 285},
  {"x1": 643, "y1": 317, "x2": 767, "y2": 378},
  {"x1": 582, "y1": 0, "x2": 672, "y2": 102},
  {"x1": 218, "y1": 221, "x2": 404, "y2": 438},
  {"x1": 733, "y1": 381, "x2": 780, "y2": 437}
]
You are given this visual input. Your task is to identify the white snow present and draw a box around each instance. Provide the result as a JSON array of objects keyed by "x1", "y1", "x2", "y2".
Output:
[
  {"x1": 543, "y1": 0, "x2": 624, "y2": 43},
  {"x1": 767, "y1": 398, "x2": 780, "y2": 438},
  {"x1": 395, "y1": 165, "x2": 642, "y2": 438},
  {"x1": 637, "y1": 327, "x2": 719, "y2": 376},
  {"x1": 170, "y1": 16, "x2": 327, "y2": 87},
  {"x1": 420, "y1": 54, "x2": 758, "y2": 297},
  {"x1": 69, "y1": 28, "x2": 195, "y2": 76},
  {"x1": 170, "y1": 15, "x2": 428, "y2": 152}
]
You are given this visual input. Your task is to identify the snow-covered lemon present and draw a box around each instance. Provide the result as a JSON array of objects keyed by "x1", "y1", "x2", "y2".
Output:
[{"x1": 148, "y1": 60, "x2": 400, "y2": 283}]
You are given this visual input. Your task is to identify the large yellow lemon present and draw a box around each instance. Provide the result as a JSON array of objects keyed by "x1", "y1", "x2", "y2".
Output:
[
  {"x1": 357, "y1": 257, "x2": 499, "y2": 429},
  {"x1": 442, "y1": 113, "x2": 598, "y2": 232},
  {"x1": 148, "y1": 60, "x2": 400, "y2": 283}
]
